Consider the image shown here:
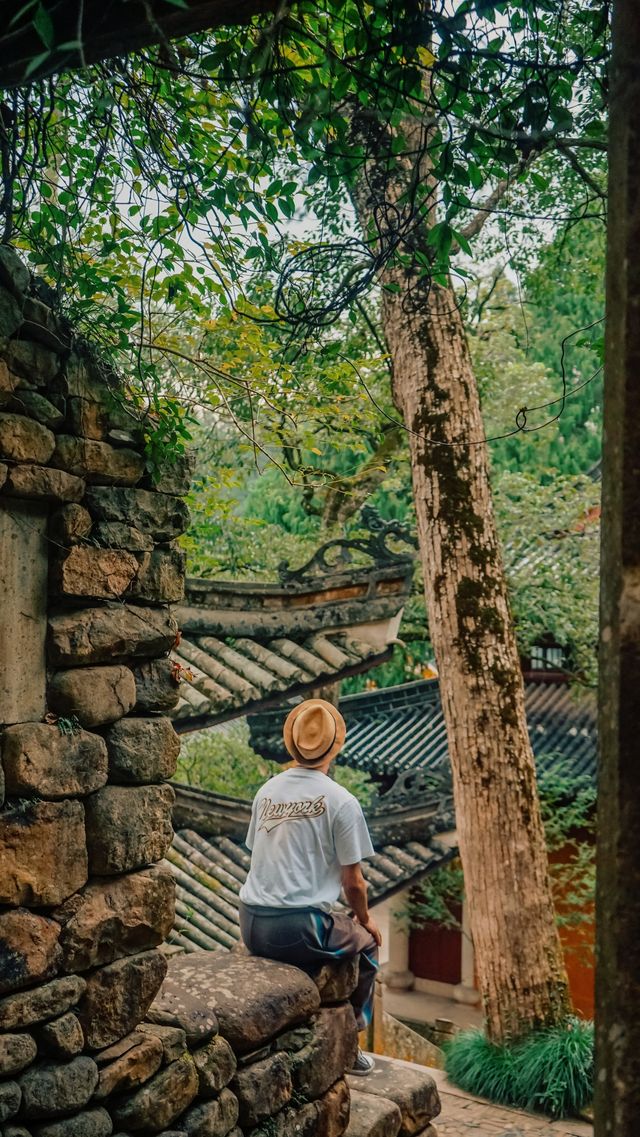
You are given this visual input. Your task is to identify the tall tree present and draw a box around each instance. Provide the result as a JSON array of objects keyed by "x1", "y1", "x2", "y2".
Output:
[
  {"x1": 596, "y1": 0, "x2": 640, "y2": 1130},
  {"x1": 349, "y1": 101, "x2": 571, "y2": 1039}
]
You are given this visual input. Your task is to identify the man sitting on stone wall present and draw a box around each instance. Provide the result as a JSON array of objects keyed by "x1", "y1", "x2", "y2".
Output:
[{"x1": 239, "y1": 698, "x2": 382, "y2": 1076}]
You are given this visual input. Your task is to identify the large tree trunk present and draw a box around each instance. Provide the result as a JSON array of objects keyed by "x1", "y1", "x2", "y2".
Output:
[
  {"x1": 595, "y1": 0, "x2": 640, "y2": 1130},
  {"x1": 382, "y1": 275, "x2": 570, "y2": 1040},
  {"x1": 350, "y1": 98, "x2": 570, "y2": 1038}
]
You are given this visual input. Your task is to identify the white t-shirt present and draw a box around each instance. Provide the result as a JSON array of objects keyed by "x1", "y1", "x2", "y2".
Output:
[{"x1": 239, "y1": 767, "x2": 375, "y2": 911}]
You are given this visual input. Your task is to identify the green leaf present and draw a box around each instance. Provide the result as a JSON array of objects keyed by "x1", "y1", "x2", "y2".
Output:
[{"x1": 33, "y1": 2, "x2": 54, "y2": 48}]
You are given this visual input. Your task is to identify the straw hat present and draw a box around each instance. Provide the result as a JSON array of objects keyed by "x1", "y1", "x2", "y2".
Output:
[{"x1": 283, "y1": 699, "x2": 347, "y2": 767}]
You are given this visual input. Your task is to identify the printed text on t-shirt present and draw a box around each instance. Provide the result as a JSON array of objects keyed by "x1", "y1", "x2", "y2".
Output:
[{"x1": 258, "y1": 794, "x2": 327, "y2": 833}]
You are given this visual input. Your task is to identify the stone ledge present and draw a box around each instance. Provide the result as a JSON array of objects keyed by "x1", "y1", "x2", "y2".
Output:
[
  {"x1": 346, "y1": 1056, "x2": 441, "y2": 1137},
  {"x1": 156, "y1": 953, "x2": 321, "y2": 1055}
]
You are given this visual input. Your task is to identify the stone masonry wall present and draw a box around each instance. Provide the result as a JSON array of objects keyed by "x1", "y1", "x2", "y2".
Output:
[
  {"x1": 0, "y1": 247, "x2": 374, "y2": 1137},
  {"x1": 0, "y1": 245, "x2": 189, "y2": 1134}
]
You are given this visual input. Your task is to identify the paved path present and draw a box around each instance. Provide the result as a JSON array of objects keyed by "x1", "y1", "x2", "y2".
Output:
[{"x1": 429, "y1": 1068, "x2": 593, "y2": 1137}]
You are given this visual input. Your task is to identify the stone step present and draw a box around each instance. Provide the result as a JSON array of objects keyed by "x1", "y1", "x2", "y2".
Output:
[{"x1": 346, "y1": 1054, "x2": 440, "y2": 1137}]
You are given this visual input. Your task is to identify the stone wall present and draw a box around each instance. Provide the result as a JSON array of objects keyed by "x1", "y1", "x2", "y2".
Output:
[
  {"x1": 0, "y1": 245, "x2": 191, "y2": 1133},
  {"x1": 0, "y1": 247, "x2": 441, "y2": 1137}
]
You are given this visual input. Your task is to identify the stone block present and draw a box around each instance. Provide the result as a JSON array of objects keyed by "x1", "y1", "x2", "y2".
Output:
[
  {"x1": 66, "y1": 396, "x2": 112, "y2": 440},
  {"x1": 161, "y1": 954, "x2": 320, "y2": 1054},
  {"x1": 48, "y1": 665, "x2": 136, "y2": 728},
  {"x1": 142, "y1": 451, "x2": 195, "y2": 496},
  {"x1": 0, "y1": 500, "x2": 47, "y2": 727},
  {"x1": 3, "y1": 465, "x2": 85, "y2": 502},
  {"x1": 305, "y1": 1078, "x2": 351, "y2": 1137},
  {"x1": 346, "y1": 1089, "x2": 403, "y2": 1137},
  {"x1": 146, "y1": 985, "x2": 218, "y2": 1049},
  {"x1": 0, "y1": 360, "x2": 18, "y2": 405},
  {"x1": 104, "y1": 716, "x2": 180, "y2": 784},
  {"x1": 251, "y1": 1079, "x2": 351, "y2": 1137},
  {"x1": 63, "y1": 385, "x2": 141, "y2": 438},
  {"x1": 138, "y1": 1022, "x2": 187, "y2": 1063},
  {"x1": 19, "y1": 1056, "x2": 99, "y2": 1119},
  {"x1": 346, "y1": 1056, "x2": 441, "y2": 1137},
  {"x1": 291, "y1": 1005, "x2": 358, "y2": 1101},
  {"x1": 0, "y1": 909, "x2": 62, "y2": 995},
  {"x1": 0, "y1": 1080, "x2": 21, "y2": 1123},
  {"x1": 94, "y1": 1029, "x2": 145, "y2": 1065},
  {"x1": 129, "y1": 545, "x2": 186, "y2": 603},
  {"x1": 232, "y1": 1052, "x2": 291, "y2": 1128},
  {"x1": 0, "y1": 1033, "x2": 38, "y2": 1076},
  {"x1": 180, "y1": 1087, "x2": 239, "y2": 1137},
  {"x1": 93, "y1": 522, "x2": 153, "y2": 551},
  {"x1": 85, "y1": 784, "x2": 174, "y2": 875},
  {"x1": 21, "y1": 297, "x2": 68, "y2": 353},
  {"x1": 1, "y1": 722, "x2": 108, "y2": 798},
  {"x1": 48, "y1": 605, "x2": 178, "y2": 669},
  {"x1": 54, "y1": 351, "x2": 103, "y2": 400},
  {"x1": 313, "y1": 958, "x2": 360, "y2": 1004},
  {"x1": 0, "y1": 799, "x2": 87, "y2": 907},
  {"x1": 274, "y1": 1024, "x2": 315, "y2": 1053},
  {"x1": 9, "y1": 390, "x2": 64, "y2": 429},
  {"x1": 79, "y1": 950, "x2": 168, "y2": 1050},
  {"x1": 192, "y1": 1036, "x2": 237, "y2": 1097},
  {"x1": 94, "y1": 1033, "x2": 163, "y2": 1099},
  {"x1": 52, "y1": 437, "x2": 144, "y2": 486},
  {"x1": 4, "y1": 341, "x2": 59, "y2": 386},
  {"x1": 54, "y1": 864, "x2": 175, "y2": 971},
  {"x1": 50, "y1": 547, "x2": 139, "y2": 600},
  {"x1": 0, "y1": 287, "x2": 23, "y2": 339},
  {"x1": 36, "y1": 1013, "x2": 85, "y2": 1058},
  {"x1": 0, "y1": 414, "x2": 55, "y2": 463},
  {"x1": 133, "y1": 659, "x2": 180, "y2": 713},
  {"x1": 31, "y1": 1106, "x2": 113, "y2": 1137},
  {"x1": 0, "y1": 246, "x2": 30, "y2": 296},
  {"x1": 85, "y1": 486, "x2": 190, "y2": 541},
  {"x1": 48, "y1": 504, "x2": 93, "y2": 545},
  {"x1": 0, "y1": 361, "x2": 17, "y2": 407},
  {"x1": 110, "y1": 1053, "x2": 198, "y2": 1132},
  {"x1": 0, "y1": 975, "x2": 86, "y2": 1031}
]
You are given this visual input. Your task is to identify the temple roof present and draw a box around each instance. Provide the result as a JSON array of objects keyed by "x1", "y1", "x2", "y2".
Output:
[
  {"x1": 248, "y1": 677, "x2": 598, "y2": 787},
  {"x1": 167, "y1": 675, "x2": 595, "y2": 955},
  {"x1": 171, "y1": 512, "x2": 415, "y2": 732},
  {"x1": 164, "y1": 824, "x2": 457, "y2": 955}
]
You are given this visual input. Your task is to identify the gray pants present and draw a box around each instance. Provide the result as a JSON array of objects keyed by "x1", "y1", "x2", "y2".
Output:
[{"x1": 239, "y1": 903, "x2": 378, "y2": 1030}]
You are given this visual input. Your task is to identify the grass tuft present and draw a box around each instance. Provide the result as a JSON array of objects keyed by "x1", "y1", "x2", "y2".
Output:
[{"x1": 444, "y1": 1017, "x2": 593, "y2": 1119}]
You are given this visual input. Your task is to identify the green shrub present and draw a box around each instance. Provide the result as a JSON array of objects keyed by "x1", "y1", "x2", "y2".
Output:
[{"x1": 444, "y1": 1018, "x2": 593, "y2": 1119}]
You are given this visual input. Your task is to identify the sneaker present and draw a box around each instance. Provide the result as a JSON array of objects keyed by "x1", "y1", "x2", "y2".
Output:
[{"x1": 349, "y1": 1048, "x2": 375, "y2": 1076}]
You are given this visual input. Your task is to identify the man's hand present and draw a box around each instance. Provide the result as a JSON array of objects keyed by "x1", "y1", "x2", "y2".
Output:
[
  {"x1": 342, "y1": 863, "x2": 382, "y2": 946},
  {"x1": 360, "y1": 915, "x2": 382, "y2": 947}
]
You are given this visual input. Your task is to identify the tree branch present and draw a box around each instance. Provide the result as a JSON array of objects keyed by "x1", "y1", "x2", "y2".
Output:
[
  {"x1": 556, "y1": 141, "x2": 606, "y2": 201},
  {"x1": 0, "y1": 0, "x2": 282, "y2": 89},
  {"x1": 455, "y1": 156, "x2": 534, "y2": 250},
  {"x1": 469, "y1": 120, "x2": 607, "y2": 154}
]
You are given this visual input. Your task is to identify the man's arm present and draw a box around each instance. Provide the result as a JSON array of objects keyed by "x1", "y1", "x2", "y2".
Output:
[{"x1": 341, "y1": 863, "x2": 382, "y2": 946}]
